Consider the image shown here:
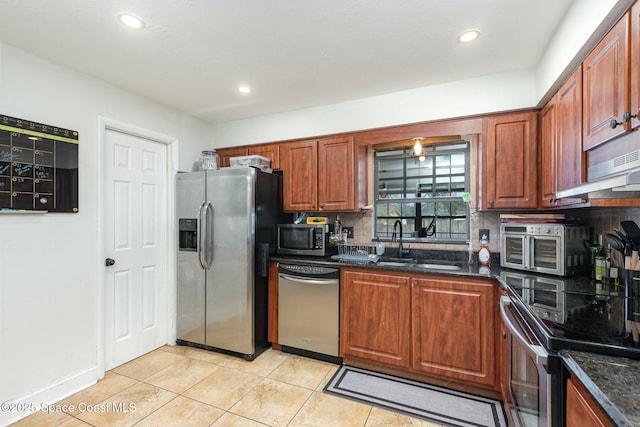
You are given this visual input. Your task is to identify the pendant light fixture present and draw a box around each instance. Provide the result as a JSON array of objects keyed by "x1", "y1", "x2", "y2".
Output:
[{"x1": 412, "y1": 137, "x2": 424, "y2": 156}]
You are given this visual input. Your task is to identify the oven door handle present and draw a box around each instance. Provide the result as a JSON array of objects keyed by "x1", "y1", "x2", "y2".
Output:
[
  {"x1": 500, "y1": 296, "x2": 548, "y2": 366},
  {"x1": 523, "y1": 236, "x2": 532, "y2": 269}
]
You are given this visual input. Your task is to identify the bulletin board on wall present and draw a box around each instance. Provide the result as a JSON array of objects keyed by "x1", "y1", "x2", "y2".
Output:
[{"x1": 0, "y1": 114, "x2": 78, "y2": 212}]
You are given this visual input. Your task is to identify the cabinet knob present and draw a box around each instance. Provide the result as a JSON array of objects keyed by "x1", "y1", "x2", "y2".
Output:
[
  {"x1": 489, "y1": 199, "x2": 495, "y2": 207},
  {"x1": 610, "y1": 118, "x2": 623, "y2": 129},
  {"x1": 610, "y1": 112, "x2": 637, "y2": 129},
  {"x1": 412, "y1": 280, "x2": 418, "y2": 287}
]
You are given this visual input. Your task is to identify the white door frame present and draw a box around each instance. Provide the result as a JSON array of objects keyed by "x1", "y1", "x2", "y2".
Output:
[{"x1": 96, "y1": 117, "x2": 179, "y2": 378}]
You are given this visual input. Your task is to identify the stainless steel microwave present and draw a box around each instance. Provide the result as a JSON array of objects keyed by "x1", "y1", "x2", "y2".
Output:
[
  {"x1": 500, "y1": 223, "x2": 590, "y2": 276},
  {"x1": 277, "y1": 224, "x2": 335, "y2": 256}
]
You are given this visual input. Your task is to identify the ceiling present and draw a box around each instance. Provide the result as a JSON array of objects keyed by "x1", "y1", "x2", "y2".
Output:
[{"x1": 0, "y1": 0, "x2": 574, "y2": 124}]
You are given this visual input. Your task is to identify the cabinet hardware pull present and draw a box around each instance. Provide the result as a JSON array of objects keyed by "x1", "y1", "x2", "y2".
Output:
[{"x1": 611, "y1": 112, "x2": 637, "y2": 129}]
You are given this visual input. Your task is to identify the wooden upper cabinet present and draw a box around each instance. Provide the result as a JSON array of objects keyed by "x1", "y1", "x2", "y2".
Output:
[
  {"x1": 340, "y1": 269, "x2": 411, "y2": 368},
  {"x1": 566, "y1": 376, "x2": 613, "y2": 427},
  {"x1": 318, "y1": 136, "x2": 355, "y2": 211},
  {"x1": 281, "y1": 139, "x2": 318, "y2": 211},
  {"x1": 557, "y1": 66, "x2": 585, "y2": 193},
  {"x1": 631, "y1": 1, "x2": 640, "y2": 130},
  {"x1": 583, "y1": 13, "x2": 630, "y2": 150},
  {"x1": 281, "y1": 135, "x2": 357, "y2": 212},
  {"x1": 248, "y1": 143, "x2": 280, "y2": 170},
  {"x1": 217, "y1": 147, "x2": 248, "y2": 168},
  {"x1": 484, "y1": 111, "x2": 538, "y2": 209},
  {"x1": 540, "y1": 66, "x2": 584, "y2": 208},
  {"x1": 217, "y1": 144, "x2": 279, "y2": 169},
  {"x1": 539, "y1": 99, "x2": 557, "y2": 208},
  {"x1": 411, "y1": 276, "x2": 496, "y2": 388}
]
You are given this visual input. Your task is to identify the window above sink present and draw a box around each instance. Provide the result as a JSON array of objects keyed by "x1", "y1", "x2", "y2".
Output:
[{"x1": 373, "y1": 140, "x2": 471, "y2": 243}]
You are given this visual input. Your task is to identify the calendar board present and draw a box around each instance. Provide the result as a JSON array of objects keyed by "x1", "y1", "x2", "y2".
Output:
[{"x1": 0, "y1": 114, "x2": 78, "y2": 212}]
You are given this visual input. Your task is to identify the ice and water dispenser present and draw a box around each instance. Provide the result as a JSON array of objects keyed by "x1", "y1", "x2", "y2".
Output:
[{"x1": 179, "y1": 219, "x2": 197, "y2": 251}]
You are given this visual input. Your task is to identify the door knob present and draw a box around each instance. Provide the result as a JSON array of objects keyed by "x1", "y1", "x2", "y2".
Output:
[{"x1": 105, "y1": 258, "x2": 115, "y2": 267}]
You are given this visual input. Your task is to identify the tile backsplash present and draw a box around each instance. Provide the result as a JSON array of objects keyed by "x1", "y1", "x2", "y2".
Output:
[{"x1": 331, "y1": 207, "x2": 640, "y2": 254}]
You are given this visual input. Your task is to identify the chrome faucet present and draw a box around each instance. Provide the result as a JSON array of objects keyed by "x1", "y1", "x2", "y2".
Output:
[{"x1": 392, "y1": 220, "x2": 408, "y2": 258}]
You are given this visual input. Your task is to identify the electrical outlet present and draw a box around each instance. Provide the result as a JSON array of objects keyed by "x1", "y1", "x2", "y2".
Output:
[
  {"x1": 344, "y1": 226, "x2": 354, "y2": 238},
  {"x1": 479, "y1": 229, "x2": 490, "y2": 242}
]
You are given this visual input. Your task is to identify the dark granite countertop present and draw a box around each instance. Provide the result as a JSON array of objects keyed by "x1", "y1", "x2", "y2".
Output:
[
  {"x1": 271, "y1": 249, "x2": 501, "y2": 279},
  {"x1": 561, "y1": 350, "x2": 640, "y2": 426}
]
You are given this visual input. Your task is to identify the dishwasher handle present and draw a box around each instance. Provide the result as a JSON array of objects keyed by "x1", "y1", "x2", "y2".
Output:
[{"x1": 278, "y1": 273, "x2": 338, "y2": 286}]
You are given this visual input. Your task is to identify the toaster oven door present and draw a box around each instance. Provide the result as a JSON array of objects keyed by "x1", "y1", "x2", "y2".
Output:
[{"x1": 501, "y1": 233, "x2": 563, "y2": 275}]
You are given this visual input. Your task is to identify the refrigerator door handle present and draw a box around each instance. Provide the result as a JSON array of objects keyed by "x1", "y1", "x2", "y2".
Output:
[
  {"x1": 198, "y1": 201, "x2": 208, "y2": 269},
  {"x1": 204, "y1": 202, "x2": 214, "y2": 268}
]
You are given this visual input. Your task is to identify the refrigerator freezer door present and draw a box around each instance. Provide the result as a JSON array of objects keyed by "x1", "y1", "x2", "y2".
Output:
[
  {"x1": 176, "y1": 172, "x2": 206, "y2": 345},
  {"x1": 205, "y1": 168, "x2": 255, "y2": 355}
]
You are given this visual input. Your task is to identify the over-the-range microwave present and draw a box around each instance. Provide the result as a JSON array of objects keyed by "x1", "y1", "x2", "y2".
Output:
[{"x1": 500, "y1": 223, "x2": 590, "y2": 276}]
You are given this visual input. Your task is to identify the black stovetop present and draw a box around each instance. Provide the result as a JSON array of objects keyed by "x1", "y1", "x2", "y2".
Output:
[{"x1": 499, "y1": 269, "x2": 640, "y2": 360}]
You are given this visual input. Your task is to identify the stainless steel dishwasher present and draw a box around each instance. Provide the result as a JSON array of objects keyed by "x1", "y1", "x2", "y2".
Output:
[{"x1": 278, "y1": 264, "x2": 340, "y2": 361}]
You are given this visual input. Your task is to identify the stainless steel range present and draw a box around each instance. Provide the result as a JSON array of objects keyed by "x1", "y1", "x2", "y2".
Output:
[{"x1": 498, "y1": 269, "x2": 639, "y2": 426}]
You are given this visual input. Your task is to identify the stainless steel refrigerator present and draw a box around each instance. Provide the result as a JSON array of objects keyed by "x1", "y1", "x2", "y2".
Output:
[{"x1": 176, "y1": 167, "x2": 284, "y2": 360}]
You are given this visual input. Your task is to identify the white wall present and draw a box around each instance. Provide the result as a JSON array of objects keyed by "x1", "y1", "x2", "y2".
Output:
[
  {"x1": 211, "y1": 69, "x2": 537, "y2": 148},
  {"x1": 0, "y1": 43, "x2": 213, "y2": 424},
  {"x1": 211, "y1": 0, "x2": 628, "y2": 148}
]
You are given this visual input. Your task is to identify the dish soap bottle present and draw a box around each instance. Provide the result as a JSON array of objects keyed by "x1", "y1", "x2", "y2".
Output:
[
  {"x1": 467, "y1": 241, "x2": 475, "y2": 265},
  {"x1": 478, "y1": 234, "x2": 491, "y2": 266}
]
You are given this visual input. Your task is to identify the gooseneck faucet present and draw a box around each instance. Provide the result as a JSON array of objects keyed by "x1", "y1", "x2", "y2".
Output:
[{"x1": 392, "y1": 220, "x2": 405, "y2": 258}]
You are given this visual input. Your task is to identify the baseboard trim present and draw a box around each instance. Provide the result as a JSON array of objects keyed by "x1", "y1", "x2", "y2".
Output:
[{"x1": 0, "y1": 366, "x2": 99, "y2": 426}]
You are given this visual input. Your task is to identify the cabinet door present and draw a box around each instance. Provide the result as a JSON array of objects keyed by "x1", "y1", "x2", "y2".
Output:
[
  {"x1": 281, "y1": 140, "x2": 318, "y2": 212},
  {"x1": 248, "y1": 143, "x2": 280, "y2": 170},
  {"x1": 411, "y1": 276, "x2": 496, "y2": 388},
  {"x1": 340, "y1": 270, "x2": 411, "y2": 368},
  {"x1": 485, "y1": 112, "x2": 538, "y2": 209},
  {"x1": 583, "y1": 14, "x2": 629, "y2": 150},
  {"x1": 318, "y1": 135, "x2": 355, "y2": 211},
  {"x1": 217, "y1": 147, "x2": 248, "y2": 168},
  {"x1": 556, "y1": 66, "x2": 586, "y2": 206},
  {"x1": 539, "y1": 99, "x2": 557, "y2": 208},
  {"x1": 566, "y1": 377, "x2": 613, "y2": 427},
  {"x1": 631, "y1": 1, "x2": 640, "y2": 130}
]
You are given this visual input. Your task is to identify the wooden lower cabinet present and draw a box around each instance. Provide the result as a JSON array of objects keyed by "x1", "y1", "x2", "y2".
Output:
[
  {"x1": 412, "y1": 276, "x2": 497, "y2": 388},
  {"x1": 340, "y1": 269, "x2": 411, "y2": 368},
  {"x1": 566, "y1": 376, "x2": 613, "y2": 427},
  {"x1": 340, "y1": 268, "x2": 497, "y2": 389}
]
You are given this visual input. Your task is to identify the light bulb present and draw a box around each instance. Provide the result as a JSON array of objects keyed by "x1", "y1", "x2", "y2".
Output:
[{"x1": 412, "y1": 137, "x2": 424, "y2": 155}]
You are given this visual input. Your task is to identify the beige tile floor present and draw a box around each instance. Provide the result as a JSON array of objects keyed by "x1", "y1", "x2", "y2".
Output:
[{"x1": 11, "y1": 346, "x2": 444, "y2": 427}]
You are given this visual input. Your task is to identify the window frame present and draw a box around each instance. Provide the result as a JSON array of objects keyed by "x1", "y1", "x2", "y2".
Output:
[{"x1": 373, "y1": 141, "x2": 471, "y2": 244}]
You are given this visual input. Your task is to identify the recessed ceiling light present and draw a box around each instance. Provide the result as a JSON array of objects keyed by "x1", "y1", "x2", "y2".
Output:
[
  {"x1": 118, "y1": 13, "x2": 145, "y2": 30},
  {"x1": 457, "y1": 29, "x2": 480, "y2": 44},
  {"x1": 238, "y1": 85, "x2": 251, "y2": 94}
]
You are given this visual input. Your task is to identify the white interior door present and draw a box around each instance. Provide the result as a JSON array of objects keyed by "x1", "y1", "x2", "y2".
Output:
[{"x1": 104, "y1": 128, "x2": 168, "y2": 370}]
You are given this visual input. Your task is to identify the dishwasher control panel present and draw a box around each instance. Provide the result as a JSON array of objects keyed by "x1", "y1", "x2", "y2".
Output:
[{"x1": 278, "y1": 263, "x2": 339, "y2": 279}]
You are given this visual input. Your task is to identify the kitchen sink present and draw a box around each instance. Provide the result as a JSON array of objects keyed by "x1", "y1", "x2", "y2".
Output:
[
  {"x1": 376, "y1": 260, "x2": 461, "y2": 271},
  {"x1": 376, "y1": 261, "x2": 412, "y2": 267},
  {"x1": 413, "y1": 263, "x2": 461, "y2": 271}
]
